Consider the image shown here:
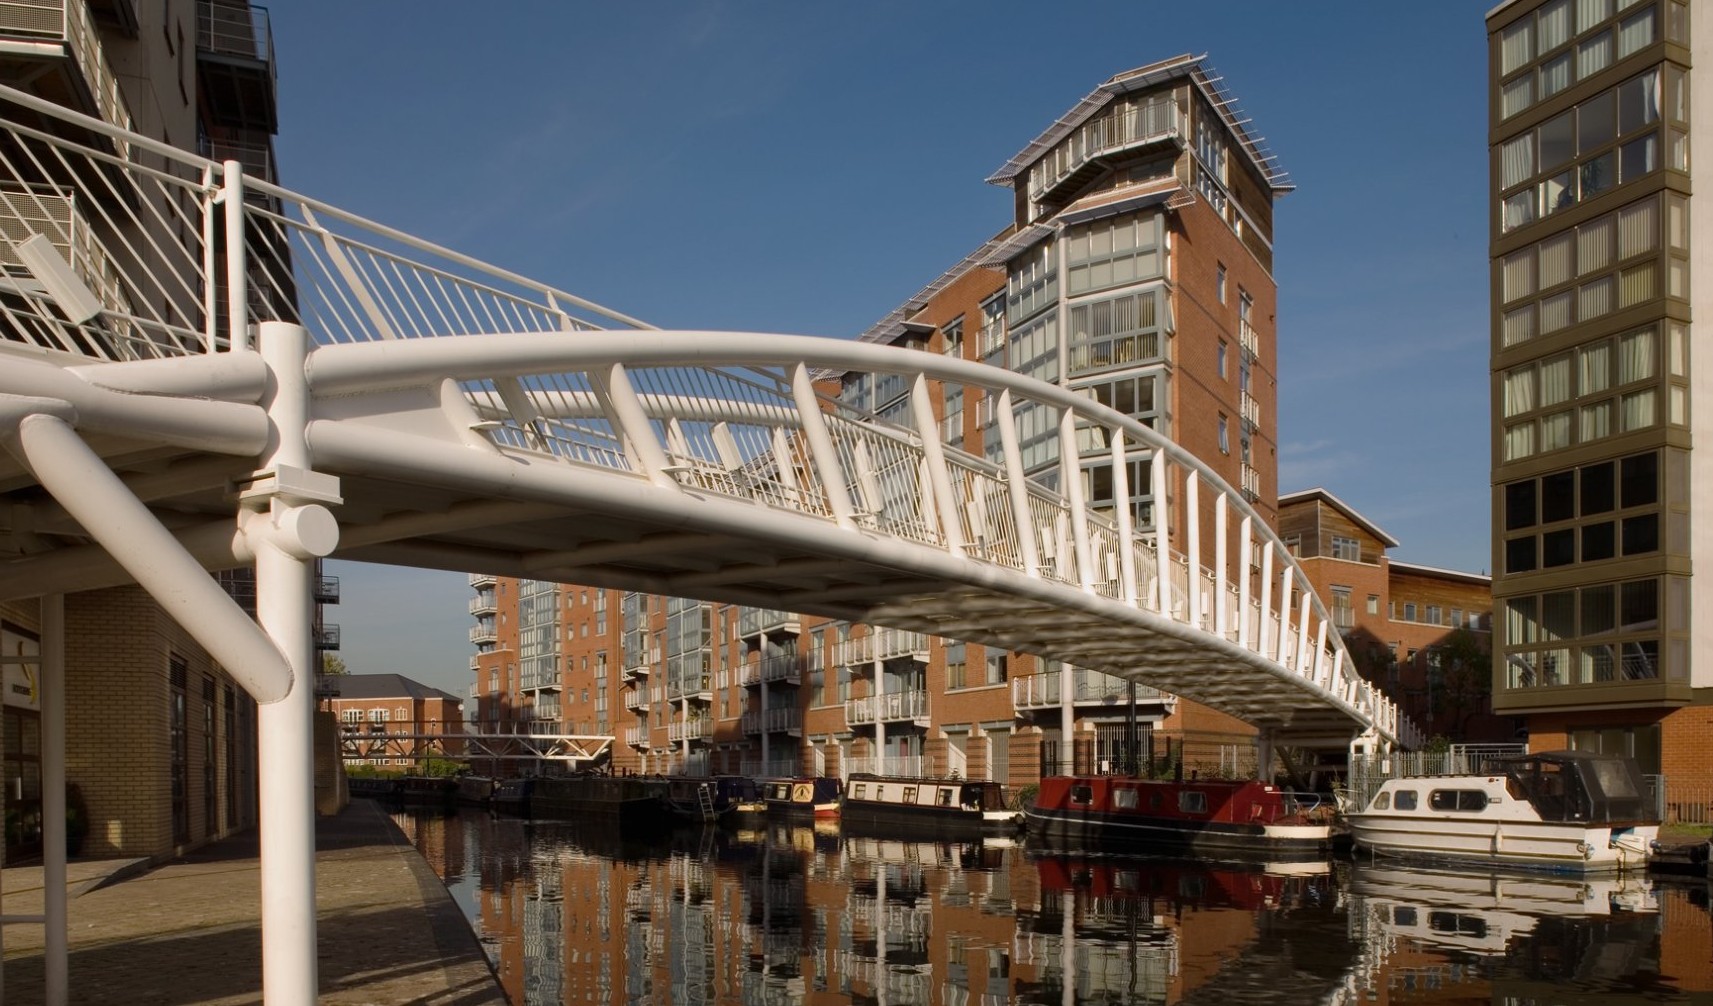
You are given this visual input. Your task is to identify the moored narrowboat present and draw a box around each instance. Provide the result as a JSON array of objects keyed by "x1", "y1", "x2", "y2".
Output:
[
  {"x1": 533, "y1": 774, "x2": 673, "y2": 829},
  {"x1": 490, "y1": 776, "x2": 535, "y2": 816},
  {"x1": 842, "y1": 774, "x2": 1020, "y2": 841},
  {"x1": 456, "y1": 775, "x2": 497, "y2": 807},
  {"x1": 762, "y1": 777, "x2": 841, "y2": 820},
  {"x1": 664, "y1": 775, "x2": 761, "y2": 825},
  {"x1": 1025, "y1": 775, "x2": 1333, "y2": 859}
]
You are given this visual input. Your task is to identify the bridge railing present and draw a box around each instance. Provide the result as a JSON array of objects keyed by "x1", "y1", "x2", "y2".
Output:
[{"x1": 0, "y1": 86, "x2": 1419, "y2": 749}]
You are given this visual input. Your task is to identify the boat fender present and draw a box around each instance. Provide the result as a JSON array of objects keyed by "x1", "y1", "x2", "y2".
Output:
[{"x1": 1576, "y1": 840, "x2": 1591, "y2": 857}]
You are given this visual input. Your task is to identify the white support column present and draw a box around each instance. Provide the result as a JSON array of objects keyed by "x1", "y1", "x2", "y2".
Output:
[
  {"x1": 1276, "y1": 552, "x2": 1293, "y2": 664},
  {"x1": 1059, "y1": 664, "x2": 1073, "y2": 776},
  {"x1": 910, "y1": 375, "x2": 963, "y2": 557},
  {"x1": 995, "y1": 390, "x2": 1040, "y2": 577},
  {"x1": 1058, "y1": 408, "x2": 1094, "y2": 593},
  {"x1": 1150, "y1": 450, "x2": 1168, "y2": 614},
  {"x1": 256, "y1": 321, "x2": 331, "y2": 1006},
  {"x1": 42, "y1": 593, "x2": 66, "y2": 1006},
  {"x1": 1213, "y1": 496, "x2": 1228, "y2": 638},
  {"x1": 222, "y1": 160, "x2": 248, "y2": 352},
  {"x1": 1184, "y1": 473, "x2": 1201, "y2": 630},
  {"x1": 1109, "y1": 429, "x2": 1137, "y2": 606},
  {"x1": 1238, "y1": 515, "x2": 1253, "y2": 648},
  {"x1": 790, "y1": 365, "x2": 858, "y2": 530}
]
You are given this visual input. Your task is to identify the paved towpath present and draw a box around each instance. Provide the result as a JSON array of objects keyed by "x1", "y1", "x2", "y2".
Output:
[{"x1": 1, "y1": 799, "x2": 506, "y2": 1005}]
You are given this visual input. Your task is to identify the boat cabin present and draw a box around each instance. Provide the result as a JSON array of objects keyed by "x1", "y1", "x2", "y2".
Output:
[
  {"x1": 1498, "y1": 751, "x2": 1653, "y2": 825},
  {"x1": 846, "y1": 776, "x2": 1005, "y2": 812}
]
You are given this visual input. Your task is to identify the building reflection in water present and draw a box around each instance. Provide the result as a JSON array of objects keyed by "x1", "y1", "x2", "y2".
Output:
[{"x1": 390, "y1": 810, "x2": 1711, "y2": 1006}]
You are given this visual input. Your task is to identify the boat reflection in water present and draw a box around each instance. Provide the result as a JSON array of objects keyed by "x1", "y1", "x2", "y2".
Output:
[
  {"x1": 386, "y1": 809, "x2": 1713, "y2": 1006},
  {"x1": 1342, "y1": 861, "x2": 1705, "y2": 1003}
]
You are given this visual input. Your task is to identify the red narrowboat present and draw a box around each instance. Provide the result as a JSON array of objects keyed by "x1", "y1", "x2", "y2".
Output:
[{"x1": 1025, "y1": 775, "x2": 1333, "y2": 859}]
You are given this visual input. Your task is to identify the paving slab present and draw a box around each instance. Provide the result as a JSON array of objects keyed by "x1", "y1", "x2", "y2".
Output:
[{"x1": 1, "y1": 799, "x2": 506, "y2": 1005}]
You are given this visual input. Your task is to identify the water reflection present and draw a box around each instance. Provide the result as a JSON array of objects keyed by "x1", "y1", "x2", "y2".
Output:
[{"x1": 391, "y1": 809, "x2": 1712, "y2": 1006}]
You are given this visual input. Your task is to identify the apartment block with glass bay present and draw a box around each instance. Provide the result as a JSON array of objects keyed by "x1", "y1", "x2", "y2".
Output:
[{"x1": 1487, "y1": 0, "x2": 1709, "y2": 779}]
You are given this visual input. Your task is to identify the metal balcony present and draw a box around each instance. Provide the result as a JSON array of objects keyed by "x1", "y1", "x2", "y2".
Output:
[
  {"x1": 741, "y1": 706, "x2": 802, "y2": 736},
  {"x1": 623, "y1": 661, "x2": 650, "y2": 680},
  {"x1": 195, "y1": 0, "x2": 277, "y2": 132},
  {"x1": 1027, "y1": 97, "x2": 1182, "y2": 207},
  {"x1": 624, "y1": 726, "x2": 647, "y2": 749},
  {"x1": 624, "y1": 688, "x2": 645, "y2": 711},
  {"x1": 1240, "y1": 391, "x2": 1260, "y2": 431},
  {"x1": 0, "y1": 185, "x2": 126, "y2": 318},
  {"x1": 0, "y1": 0, "x2": 134, "y2": 138},
  {"x1": 468, "y1": 572, "x2": 497, "y2": 589},
  {"x1": 1239, "y1": 319, "x2": 1258, "y2": 359},
  {"x1": 845, "y1": 690, "x2": 928, "y2": 727},
  {"x1": 1011, "y1": 669, "x2": 1167, "y2": 711},
  {"x1": 312, "y1": 574, "x2": 340, "y2": 604},
  {"x1": 312, "y1": 623, "x2": 340, "y2": 650},
  {"x1": 468, "y1": 593, "x2": 496, "y2": 616},
  {"x1": 668, "y1": 718, "x2": 712, "y2": 743},
  {"x1": 759, "y1": 654, "x2": 800, "y2": 685},
  {"x1": 872, "y1": 628, "x2": 930, "y2": 663},
  {"x1": 739, "y1": 607, "x2": 798, "y2": 637},
  {"x1": 468, "y1": 623, "x2": 497, "y2": 645}
]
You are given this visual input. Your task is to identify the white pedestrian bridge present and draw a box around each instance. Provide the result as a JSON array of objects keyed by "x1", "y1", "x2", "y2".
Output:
[{"x1": 0, "y1": 86, "x2": 1417, "y2": 1002}]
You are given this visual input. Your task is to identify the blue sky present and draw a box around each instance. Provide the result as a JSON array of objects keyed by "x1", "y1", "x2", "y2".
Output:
[{"x1": 275, "y1": 2, "x2": 1496, "y2": 692}]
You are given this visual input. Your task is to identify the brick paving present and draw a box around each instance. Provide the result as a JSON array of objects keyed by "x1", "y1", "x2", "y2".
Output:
[{"x1": 1, "y1": 800, "x2": 507, "y2": 1005}]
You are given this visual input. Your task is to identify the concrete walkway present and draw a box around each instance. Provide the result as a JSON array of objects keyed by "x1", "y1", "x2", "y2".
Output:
[{"x1": 1, "y1": 800, "x2": 506, "y2": 1005}]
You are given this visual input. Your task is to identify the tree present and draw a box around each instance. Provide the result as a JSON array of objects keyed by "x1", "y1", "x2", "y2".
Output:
[
  {"x1": 1430, "y1": 628, "x2": 1491, "y2": 741},
  {"x1": 321, "y1": 653, "x2": 348, "y2": 676}
]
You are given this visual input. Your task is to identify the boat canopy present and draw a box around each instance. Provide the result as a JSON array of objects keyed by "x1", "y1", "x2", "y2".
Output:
[{"x1": 1500, "y1": 751, "x2": 1654, "y2": 824}]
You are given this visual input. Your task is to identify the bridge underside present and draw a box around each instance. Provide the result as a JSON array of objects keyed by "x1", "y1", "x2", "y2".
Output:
[{"x1": 0, "y1": 411, "x2": 1366, "y2": 749}]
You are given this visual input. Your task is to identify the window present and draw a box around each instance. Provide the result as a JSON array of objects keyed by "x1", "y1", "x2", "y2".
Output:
[
  {"x1": 1500, "y1": 70, "x2": 1662, "y2": 234},
  {"x1": 1331, "y1": 535, "x2": 1361, "y2": 562},
  {"x1": 985, "y1": 652, "x2": 1007, "y2": 685},
  {"x1": 1217, "y1": 340, "x2": 1228, "y2": 379},
  {"x1": 941, "y1": 315, "x2": 964, "y2": 358},
  {"x1": 1070, "y1": 785, "x2": 1093, "y2": 806},
  {"x1": 1217, "y1": 415, "x2": 1230, "y2": 454},
  {"x1": 946, "y1": 642, "x2": 967, "y2": 690},
  {"x1": 1331, "y1": 587, "x2": 1354, "y2": 630},
  {"x1": 1367, "y1": 594, "x2": 1380, "y2": 615},
  {"x1": 1178, "y1": 791, "x2": 1208, "y2": 814},
  {"x1": 1394, "y1": 790, "x2": 1419, "y2": 812},
  {"x1": 1216, "y1": 262, "x2": 1227, "y2": 303}
]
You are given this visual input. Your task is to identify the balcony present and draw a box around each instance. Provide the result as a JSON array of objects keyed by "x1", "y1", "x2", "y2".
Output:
[
  {"x1": 873, "y1": 628, "x2": 930, "y2": 663},
  {"x1": 313, "y1": 575, "x2": 340, "y2": 604},
  {"x1": 0, "y1": 0, "x2": 135, "y2": 139},
  {"x1": 196, "y1": 0, "x2": 277, "y2": 132},
  {"x1": 197, "y1": 127, "x2": 275, "y2": 186},
  {"x1": 845, "y1": 690, "x2": 929, "y2": 727},
  {"x1": 623, "y1": 661, "x2": 650, "y2": 680},
  {"x1": 760, "y1": 654, "x2": 800, "y2": 685},
  {"x1": 313, "y1": 623, "x2": 340, "y2": 651},
  {"x1": 0, "y1": 185, "x2": 125, "y2": 317},
  {"x1": 468, "y1": 572, "x2": 496, "y2": 589},
  {"x1": 739, "y1": 607, "x2": 799, "y2": 638},
  {"x1": 1027, "y1": 96, "x2": 1182, "y2": 207},
  {"x1": 468, "y1": 593, "x2": 497, "y2": 616},
  {"x1": 624, "y1": 726, "x2": 647, "y2": 749},
  {"x1": 624, "y1": 689, "x2": 645, "y2": 711},
  {"x1": 741, "y1": 706, "x2": 802, "y2": 736},
  {"x1": 1240, "y1": 463, "x2": 1261, "y2": 503},
  {"x1": 312, "y1": 674, "x2": 340, "y2": 699},
  {"x1": 1240, "y1": 391, "x2": 1260, "y2": 431},
  {"x1": 1239, "y1": 319, "x2": 1258, "y2": 359},
  {"x1": 1012, "y1": 669, "x2": 1167, "y2": 711},
  {"x1": 469, "y1": 623, "x2": 497, "y2": 645},
  {"x1": 668, "y1": 718, "x2": 713, "y2": 743}
]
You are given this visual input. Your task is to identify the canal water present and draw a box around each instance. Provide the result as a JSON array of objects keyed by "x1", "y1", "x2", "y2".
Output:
[{"x1": 392, "y1": 809, "x2": 1711, "y2": 1005}]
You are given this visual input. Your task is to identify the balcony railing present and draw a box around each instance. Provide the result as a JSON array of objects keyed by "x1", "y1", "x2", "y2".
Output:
[
  {"x1": 624, "y1": 726, "x2": 647, "y2": 749},
  {"x1": 1012, "y1": 669, "x2": 1166, "y2": 710},
  {"x1": 623, "y1": 661, "x2": 650, "y2": 679},
  {"x1": 468, "y1": 623, "x2": 497, "y2": 645},
  {"x1": 739, "y1": 607, "x2": 799, "y2": 637},
  {"x1": 668, "y1": 718, "x2": 713, "y2": 743},
  {"x1": 741, "y1": 706, "x2": 802, "y2": 735},
  {"x1": 1240, "y1": 391, "x2": 1260, "y2": 430},
  {"x1": 468, "y1": 572, "x2": 496, "y2": 589},
  {"x1": 1240, "y1": 463, "x2": 1261, "y2": 502},
  {"x1": 1027, "y1": 96, "x2": 1182, "y2": 205},
  {"x1": 197, "y1": 0, "x2": 274, "y2": 69},
  {"x1": 313, "y1": 624, "x2": 340, "y2": 650},
  {"x1": 834, "y1": 628, "x2": 929, "y2": 668},
  {"x1": 0, "y1": 0, "x2": 135, "y2": 140},
  {"x1": 624, "y1": 689, "x2": 645, "y2": 710},
  {"x1": 760, "y1": 654, "x2": 800, "y2": 685},
  {"x1": 313, "y1": 575, "x2": 340, "y2": 604},
  {"x1": 845, "y1": 690, "x2": 928, "y2": 726},
  {"x1": 468, "y1": 593, "x2": 496, "y2": 615},
  {"x1": 1239, "y1": 319, "x2": 1258, "y2": 358},
  {"x1": 0, "y1": 186, "x2": 126, "y2": 318}
]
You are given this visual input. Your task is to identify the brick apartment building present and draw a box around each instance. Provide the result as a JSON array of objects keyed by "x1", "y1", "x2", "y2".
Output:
[
  {"x1": 1278, "y1": 488, "x2": 1511, "y2": 744},
  {"x1": 325, "y1": 673, "x2": 464, "y2": 771},
  {"x1": 467, "y1": 55, "x2": 1453, "y2": 789},
  {"x1": 1487, "y1": 0, "x2": 1710, "y2": 792},
  {"x1": 0, "y1": 0, "x2": 295, "y2": 862}
]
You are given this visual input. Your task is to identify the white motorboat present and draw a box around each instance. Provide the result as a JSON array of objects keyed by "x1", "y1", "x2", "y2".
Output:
[{"x1": 1346, "y1": 750, "x2": 1658, "y2": 874}]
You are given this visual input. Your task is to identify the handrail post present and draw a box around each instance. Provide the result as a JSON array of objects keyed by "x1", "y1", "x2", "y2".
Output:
[{"x1": 222, "y1": 160, "x2": 247, "y2": 351}]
